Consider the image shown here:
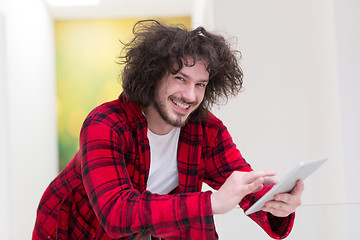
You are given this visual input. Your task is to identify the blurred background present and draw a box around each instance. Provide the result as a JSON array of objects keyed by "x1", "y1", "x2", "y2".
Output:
[
  {"x1": 55, "y1": 17, "x2": 191, "y2": 170},
  {"x1": 0, "y1": 0, "x2": 359, "y2": 239}
]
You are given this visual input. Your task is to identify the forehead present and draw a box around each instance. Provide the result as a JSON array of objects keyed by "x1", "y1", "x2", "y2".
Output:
[{"x1": 177, "y1": 58, "x2": 209, "y2": 78}]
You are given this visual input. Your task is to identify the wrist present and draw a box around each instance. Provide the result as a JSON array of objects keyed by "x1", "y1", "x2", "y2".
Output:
[{"x1": 210, "y1": 192, "x2": 222, "y2": 215}]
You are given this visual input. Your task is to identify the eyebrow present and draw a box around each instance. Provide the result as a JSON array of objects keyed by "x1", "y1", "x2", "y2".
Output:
[{"x1": 178, "y1": 71, "x2": 209, "y2": 83}]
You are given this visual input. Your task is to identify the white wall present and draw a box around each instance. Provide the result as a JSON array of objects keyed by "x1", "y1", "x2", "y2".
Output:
[
  {"x1": 1, "y1": 0, "x2": 58, "y2": 239},
  {"x1": 334, "y1": 0, "x2": 360, "y2": 203},
  {"x1": 212, "y1": 0, "x2": 344, "y2": 205},
  {"x1": 206, "y1": 0, "x2": 360, "y2": 239},
  {"x1": 333, "y1": 0, "x2": 360, "y2": 238},
  {"x1": 0, "y1": 13, "x2": 11, "y2": 240}
]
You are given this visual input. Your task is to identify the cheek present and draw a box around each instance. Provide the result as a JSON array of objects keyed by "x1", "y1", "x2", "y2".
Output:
[
  {"x1": 155, "y1": 85, "x2": 169, "y2": 101},
  {"x1": 197, "y1": 89, "x2": 206, "y2": 103}
]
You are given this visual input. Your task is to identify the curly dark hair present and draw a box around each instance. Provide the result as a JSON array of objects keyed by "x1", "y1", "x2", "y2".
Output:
[{"x1": 119, "y1": 19, "x2": 243, "y2": 120}]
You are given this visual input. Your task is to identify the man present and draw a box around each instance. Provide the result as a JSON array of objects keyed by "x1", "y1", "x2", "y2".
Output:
[{"x1": 33, "y1": 20, "x2": 303, "y2": 240}]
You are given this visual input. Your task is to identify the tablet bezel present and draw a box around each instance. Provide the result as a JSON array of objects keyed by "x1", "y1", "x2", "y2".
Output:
[{"x1": 245, "y1": 157, "x2": 328, "y2": 215}]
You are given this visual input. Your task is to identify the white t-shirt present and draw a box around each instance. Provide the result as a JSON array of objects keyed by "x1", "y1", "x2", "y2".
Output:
[{"x1": 146, "y1": 127, "x2": 180, "y2": 194}]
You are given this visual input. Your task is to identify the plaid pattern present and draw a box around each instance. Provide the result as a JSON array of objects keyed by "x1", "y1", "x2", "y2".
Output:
[{"x1": 32, "y1": 94, "x2": 294, "y2": 240}]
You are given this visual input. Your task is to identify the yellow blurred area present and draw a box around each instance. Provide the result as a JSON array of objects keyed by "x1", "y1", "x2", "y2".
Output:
[
  {"x1": 56, "y1": 17, "x2": 191, "y2": 170},
  {"x1": 67, "y1": 110, "x2": 88, "y2": 138}
]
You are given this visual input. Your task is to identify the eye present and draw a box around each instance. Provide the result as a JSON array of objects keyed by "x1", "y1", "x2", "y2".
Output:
[
  {"x1": 197, "y1": 82, "x2": 207, "y2": 87},
  {"x1": 175, "y1": 76, "x2": 184, "y2": 81}
]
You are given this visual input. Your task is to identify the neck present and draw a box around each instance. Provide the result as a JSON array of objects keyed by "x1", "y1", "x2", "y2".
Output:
[{"x1": 142, "y1": 105, "x2": 174, "y2": 135}]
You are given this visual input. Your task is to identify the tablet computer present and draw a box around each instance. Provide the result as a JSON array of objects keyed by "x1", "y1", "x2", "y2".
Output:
[{"x1": 245, "y1": 157, "x2": 328, "y2": 215}]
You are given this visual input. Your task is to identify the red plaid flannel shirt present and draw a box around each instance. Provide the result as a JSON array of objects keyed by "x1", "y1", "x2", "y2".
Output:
[{"x1": 32, "y1": 94, "x2": 294, "y2": 240}]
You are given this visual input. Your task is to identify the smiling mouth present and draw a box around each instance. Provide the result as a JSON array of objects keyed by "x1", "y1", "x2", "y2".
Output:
[{"x1": 171, "y1": 98, "x2": 190, "y2": 110}]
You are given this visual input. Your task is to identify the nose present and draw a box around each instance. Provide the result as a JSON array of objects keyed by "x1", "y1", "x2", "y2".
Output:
[{"x1": 182, "y1": 84, "x2": 196, "y2": 103}]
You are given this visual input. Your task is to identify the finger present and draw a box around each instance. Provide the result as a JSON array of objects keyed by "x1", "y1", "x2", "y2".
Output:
[
  {"x1": 246, "y1": 170, "x2": 276, "y2": 184},
  {"x1": 263, "y1": 176, "x2": 278, "y2": 185},
  {"x1": 263, "y1": 200, "x2": 295, "y2": 217},
  {"x1": 273, "y1": 194, "x2": 302, "y2": 217},
  {"x1": 246, "y1": 177, "x2": 265, "y2": 194},
  {"x1": 266, "y1": 199, "x2": 293, "y2": 211},
  {"x1": 262, "y1": 205, "x2": 291, "y2": 218},
  {"x1": 274, "y1": 193, "x2": 291, "y2": 202},
  {"x1": 274, "y1": 192, "x2": 302, "y2": 207},
  {"x1": 291, "y1": 179, "x2": 305, "y2": 196},
  {"x1": 271, "y1": 180, "x2": 303, "y2": 206}
]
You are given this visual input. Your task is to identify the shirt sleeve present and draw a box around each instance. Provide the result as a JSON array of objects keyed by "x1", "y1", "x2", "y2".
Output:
[
  {"x1": 203, "y1": 120, "x2": 294, "y2": 239},
  {"x1": 240, "y1": 187, "x2": 295, "y2": 239},
  {"x1": 79, "y1": 116, "x2": 217, "y2": 240}
]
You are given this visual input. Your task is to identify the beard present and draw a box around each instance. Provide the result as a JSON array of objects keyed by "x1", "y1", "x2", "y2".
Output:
[{"x1": 153, "y1": 96, "x2": 195, "y2": 127}]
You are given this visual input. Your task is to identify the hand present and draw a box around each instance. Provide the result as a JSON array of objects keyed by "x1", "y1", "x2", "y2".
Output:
[
  {"x1": 211, "y1": 170, "x2": 277, "y2": 215},
  {"x1": 262, "y1": 179, "x2": 304, "y2": 217}
]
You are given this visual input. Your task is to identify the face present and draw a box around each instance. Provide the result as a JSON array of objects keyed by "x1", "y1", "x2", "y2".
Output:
[{"x1": 152, "y1": 59, "x2": 209, "y2": 128}]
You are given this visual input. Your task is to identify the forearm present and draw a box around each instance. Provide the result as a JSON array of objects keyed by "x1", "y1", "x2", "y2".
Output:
[{"x1": 89, "y1": 188, "x2": 216, "y2": 239}]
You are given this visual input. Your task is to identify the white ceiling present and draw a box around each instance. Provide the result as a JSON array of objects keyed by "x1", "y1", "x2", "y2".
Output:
[{"x1": 45, "y1": 0, "x2": 194, "y2": 19}]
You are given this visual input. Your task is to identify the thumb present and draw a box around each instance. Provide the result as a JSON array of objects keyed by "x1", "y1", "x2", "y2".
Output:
[{"x1": 291, "y1": 180, "x2": 304, "y2": 196}]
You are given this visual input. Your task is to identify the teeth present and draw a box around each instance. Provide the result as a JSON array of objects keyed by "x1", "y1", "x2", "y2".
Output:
[{"x1": 172, "y1": 99, "x2": 189, "y2": 109}]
